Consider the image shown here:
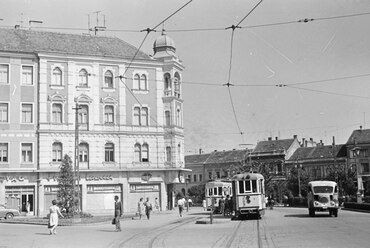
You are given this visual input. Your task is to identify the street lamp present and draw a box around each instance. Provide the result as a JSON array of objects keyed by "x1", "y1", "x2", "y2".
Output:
[
  {"x1": 351, "y1": 147, "x2": 363, "y2": 203},
  {"x1": 185, "y1": 176, "x2": 190, "y2": 212},
  {"x1": 295, "y1": 160, "x2": 302, "y2": 198}
]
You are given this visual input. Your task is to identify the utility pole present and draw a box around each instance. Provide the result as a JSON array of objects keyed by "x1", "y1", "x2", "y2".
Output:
[{"x1": 73, "y1": 103, "x2": 82, "y2": 213}]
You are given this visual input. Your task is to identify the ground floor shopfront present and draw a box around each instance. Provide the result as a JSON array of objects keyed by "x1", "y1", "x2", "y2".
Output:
[{"x1": 0, "y1": 169, "x2": 186, "y2": 217}]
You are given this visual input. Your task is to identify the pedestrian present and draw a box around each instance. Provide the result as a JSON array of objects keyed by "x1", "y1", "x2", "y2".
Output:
[
  {"x1": 137, "y1": 197, "x2": 145, "y2": 220},
  {"x1": 187, "y1": 198, "x2": 193, "y2": 209},
  {"x1": 202, "y1": 199, "x2": 207, "y2": 211},
  {"x1": 219, "y1": 196, "x2": 225, "y2": 215},
  {"x1": 155, "y1": 197, "x2": 160, "y2": 211},
  {"x1": 48, "y1": 200, "x2": 64, "y2": 235},
  {"x1": 144, "y1": 197, "x2": 152, "y2": 220},
  {"x1": 26, "y1": 201, "x2": 31, "y2": 215},
  {"x1": 224, "y1": 195, "x2": 230, "y2": 216},
  {"x1": 114, "y1": 195, "x2": 122, "y2": 231},
  {"x1": 177, "y1": 197, "x2": 186, "y2": 217}
]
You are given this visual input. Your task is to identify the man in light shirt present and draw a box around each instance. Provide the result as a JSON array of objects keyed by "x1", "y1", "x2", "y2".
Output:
[{"x1": 177, "y1": 197, "x2": 186, "y2": 217}]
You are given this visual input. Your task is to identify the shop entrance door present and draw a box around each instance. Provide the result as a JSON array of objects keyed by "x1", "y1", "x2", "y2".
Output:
[{"x1": 21, "y1": 194, "x2": 34, "y2": 215}]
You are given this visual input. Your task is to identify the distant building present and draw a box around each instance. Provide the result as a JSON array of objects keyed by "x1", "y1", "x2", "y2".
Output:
[{"x1": 0, "y1": 28, "x2": 186, "y2": 216}]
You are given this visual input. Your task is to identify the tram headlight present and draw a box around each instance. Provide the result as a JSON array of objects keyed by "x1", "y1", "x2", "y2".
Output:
[{"x1": 330, "y1": 201, "x2": 335, "y2": 207}]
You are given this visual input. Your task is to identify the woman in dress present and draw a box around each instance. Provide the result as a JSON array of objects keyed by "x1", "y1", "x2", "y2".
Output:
[
  {"x1": 137, "y1": 198, "x2": 145, "y2": 220},
  {"x1": 48, "y1": 200, "x2": 64, "y2": 235}
]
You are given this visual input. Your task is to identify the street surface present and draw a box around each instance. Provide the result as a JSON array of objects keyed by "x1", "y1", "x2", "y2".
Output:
[{"x1": 0, "y1": 207, "x2": 369, "y2": 248}]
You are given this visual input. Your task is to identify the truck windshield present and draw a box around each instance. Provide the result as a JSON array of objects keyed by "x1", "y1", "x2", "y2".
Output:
[{"x1": 313, "y1": 186, "x2": 333, "y2": 194}]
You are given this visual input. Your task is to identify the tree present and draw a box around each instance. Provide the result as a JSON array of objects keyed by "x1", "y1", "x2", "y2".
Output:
[
  {"x1": 57, "y1": 154, "x2": 79, "y2": 216},
  {"x1": 187, "y1": 184, "x2": 205, "y2": 205},
  {"x1": 325, "y1": 166, "x2": 357, "y2": 197},
  {"x1": 286, "y1": 167, "x2": 310, "y2": 197}
]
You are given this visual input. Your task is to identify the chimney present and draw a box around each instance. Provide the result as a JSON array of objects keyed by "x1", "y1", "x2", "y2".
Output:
[
  {"x1": 199, "y1": 148, "x2": 203, "y2": 154},
  {"x1": 332, "y1": 136, "x2": 335, "y2": 146},
  {"x1": 302, "y1": 138, "x2": 305, "y2": 147},
  {"x1": 14, "y1": 25, "x2": 20, "y2": 29},
  {"x1": 293, "y1": 135, "x2": 297, "y2": 139},
  {"x1": 305, "y1": 140, "x2": 308, "y2": 147},
  {"x1": 268, "y1": 137, "x2": 272, "y2": 141},
  {"x1": 310, "y1": 138, "x2": 313, "y2": 141},
  {"x1": 275, "y1": 137, "x2": 278, "y2": 140},
  {"x1": 320, "y1": 140, "x2": 323, "y2": 145},
  {"x1": 360, "y1": 125, "x2": 363, "y2": 130}
]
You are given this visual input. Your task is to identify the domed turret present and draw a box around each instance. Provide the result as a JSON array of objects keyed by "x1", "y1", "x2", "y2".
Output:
[{"x1": 153, "y1": 32, "x2": 177, "y2": 58}]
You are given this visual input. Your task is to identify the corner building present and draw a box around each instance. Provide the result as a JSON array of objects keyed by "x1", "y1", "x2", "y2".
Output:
[{"x1": 0, "y1": 28, "x2": 185, "y2": 216}]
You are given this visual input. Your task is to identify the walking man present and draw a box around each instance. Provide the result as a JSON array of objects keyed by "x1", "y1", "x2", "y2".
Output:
[
  {"x1": 177, "y1": 197, "x2": 186, "y2": 217},
  {"x1": 144, "y1": 197, "x2": 152, "y2": 220},
  {"x1": 114, "y1": 195, "x2": 122, "y2": 231}
]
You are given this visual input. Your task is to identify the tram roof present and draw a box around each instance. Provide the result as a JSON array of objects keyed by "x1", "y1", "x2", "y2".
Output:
[
  {"x1": 231, "y1": 173, "x2": 264, "y2": 180},
  {"x1": 308, "y1": 181, "x2": 337, "y2": 186}
]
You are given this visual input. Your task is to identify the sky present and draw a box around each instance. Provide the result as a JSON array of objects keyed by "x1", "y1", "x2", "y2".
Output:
[{"x1": 2, "y1": 0, "x2": 370, "y2": 154}]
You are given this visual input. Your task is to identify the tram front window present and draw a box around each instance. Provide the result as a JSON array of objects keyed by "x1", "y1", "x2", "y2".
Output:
[{"x1": 252, "y1": 180, "x2": 257, "y2": 193}]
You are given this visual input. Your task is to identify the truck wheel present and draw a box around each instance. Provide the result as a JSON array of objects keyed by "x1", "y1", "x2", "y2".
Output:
[{"x1": 5, "y1": 213, "x2": 14, "y2": 219}]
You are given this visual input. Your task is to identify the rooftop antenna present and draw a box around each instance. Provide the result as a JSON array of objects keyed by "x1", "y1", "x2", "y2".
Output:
[
  {"x1": 89, "y1": 11, "x2": 106, "y2": 35},
  {"x1": 29, "y1": 20, "x2": 43, "y2": 30}
]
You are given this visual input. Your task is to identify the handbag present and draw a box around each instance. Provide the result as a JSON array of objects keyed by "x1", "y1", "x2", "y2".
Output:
[{"x1": 112, "y1": 218, "x2": 116, "y2": 225}]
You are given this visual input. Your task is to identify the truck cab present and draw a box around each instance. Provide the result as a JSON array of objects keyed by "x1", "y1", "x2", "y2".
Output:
[{"x1": 307, "y1": 181, "x2": 339, "y2": 217}]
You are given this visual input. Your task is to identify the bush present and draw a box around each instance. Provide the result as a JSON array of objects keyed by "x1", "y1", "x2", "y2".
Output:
[{"x1": 343, "y1": 202, "x2": 370, "y2": 211}]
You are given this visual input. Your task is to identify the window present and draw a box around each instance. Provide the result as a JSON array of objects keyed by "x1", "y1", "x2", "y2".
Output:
[
  {"x1": 78, "y1": 105, "x2": 88, "y2": 124},
  {"x1": 133, "y1": 73, "x2": 148, "y2": 91},
  {"x1": 104, "y1": 70, "x2": 113, "y2": 88},
  {"x1": 21, "y1": 143, "x2": 33, "y2": 163},
  {"x1": 52, "y1": 142, "x2": 62, "y2": 162},
  {"x1": 78, "y1": 69, "x2": 88, "y2": 87},
  {"x1": 164, "y1": 74, "x2": 171, "y2": 90},
  {"x1": 0, "y1": 64, "x2": 9, "y2": 84},
  {"x1": 79, "y1": 143, "x2": 89, "y2": 162},
  {"x1": 176, "y1": 108, "x2": 181, "y2": 126},
  {"x1": 165, "y1": 111, "x2": 171, "y2": 126},
  {"x1": 361, "y1": 163, "x2": 370, "y2": 174},
  {"x1": 199, "y1": 174, "x2": 203, "y2": 182},
  {"x1": 133, "y1": 107, "x2": 140, "y2": 125},
  {"x1": 239, "y1": 180, "x2": 251, "y2": 194},
  {"x1": 166, "y1": 146, "x2": 172, "y2": 162},
  {"x1": 52, "y1": 67, "x2": 62, "y2": 86},
  {"x1": 0, "y1": 103, "x2": 8, "y2": 122},
  {"x1": 208, "y1": 172, "x2": 212, "y2": 180},
  {"x1": 141, "y1": 107, "x2": 148, "y2": 126},
  {"x1": 22, "y1": 104, "x2": 33, "y2": 123},
  {"x1": 142, "y1": 143, "x2": 149, "y2": 162},
  {"x1": 178, "y1": 143, "x2": 181, "y2": 160},
  {"x1": 140, "y1": 74, "x2": 147, "y2": 90},
  {"x1": 104, "y1": 105, "x2": 114, "y2": 124},
  {"x1": 193, "y1": 174, "x2": 197, "y2": 182},
  {"x1": 52, "y1": 103, "x2": 62, "y2": 123},
  {"x1": 0, "y1": 143, "x2": 8, "y2": 162},
  {"x1": 133, "y1": 106, "x2": 149, "y2": 126},
  {"x1": 105, "y1": 143, "x2": 114, "y2": 162},
  {"x1": 216, "y1": 171, "x2": 220, "y2": 179},
  {"x1": 134, "y1": 143, "x2": 141, "y2": 162},
  {"x1": 133, "y1": 74, "x2": 140, "y2": 90},
  {"x1": 22, "y1": 66, "x2": 33, "y2": 85}
]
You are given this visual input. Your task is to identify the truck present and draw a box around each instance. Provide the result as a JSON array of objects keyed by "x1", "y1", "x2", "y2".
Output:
[{"x1": 307, "y1": 181, "x2": 339, "y2": 217}]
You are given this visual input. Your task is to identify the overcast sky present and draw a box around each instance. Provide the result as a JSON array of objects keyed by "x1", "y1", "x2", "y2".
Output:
[{"x1": 2, "y1": 0, "x2": 370, "y2": 154}]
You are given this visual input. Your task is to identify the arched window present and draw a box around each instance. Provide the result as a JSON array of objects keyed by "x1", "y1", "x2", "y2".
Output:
[
  {"x1": 105, "y1": 143, "x2": 114, "y2": 162},
  {"x1": 178, "y1": 143, "x2": 181, "y2": 160},
  {"x1": 165, "y1": 111, "x2": 171, "y2": 126},
  {"x1": 141, "y1": 107, "x2": 148, "y2": 126},
  {"x1": 134, "y1": 143, "x2": 141, "y2": 162},
  {"x1": 164, "y1": 73, "x2": 171, "y2": 90},
  {"x1": 79, "y1": 143, "x2": 89, "y2": 162},
  {"x1": 52, "y1": 67, "x2": 62, "y2": 86},
  {"x1": 176, "y1": 108, "x2": 181, "y2": 126},
  {"x1": 142, "y1": 143, "x2": 149, "y2": 162},
  {"x1": 133, "y1": 107, "x2": 140, "y2": 125},
  {"x1": 104, "y1": 70, "x2": 113, "y2": 88},
  {"x1": 133, "y1": 74, "x2": 140, "y2": 90},
  {"x1": 104, "y1": 105, "x2": 114, "y2": 124},
  {"x1": 174, "y1": 73, "x2": 181, "y2": 98},
  {"x1": 78, "y1": 105, "x2": 88, "y2": 124},
  {"x1": 140, "y1": 74, "x2": 147, "y2": 90},
  {"x1": 78, "y1": 69, "x2": 88, "y2": 87},
  {"x1": 166, "y1": 146, "x2": 172, "y2": 162},
  {"x1": 52, "y1": 103, "x2": 62, "y2": 123},
  {"x1": 52, "y1": 142, "x2": 62, "y2": 162}
]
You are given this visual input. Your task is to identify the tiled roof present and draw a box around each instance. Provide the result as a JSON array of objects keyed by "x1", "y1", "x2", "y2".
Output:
[
  {"x1": 185, "y1": 149, "x2": 249, "y2": 165},
  {"x1": 287, "y1": 144, "x2": 346, "y2": 162},
  {"x1": 346, "y1": 129, "x2": 370, "y2": 145},
  {"x1": 252, "y1": 139, "x2": 295, "y2": 154},
  {"x1": 0, "y1": 28, "x2": 150, "y2": 59}
]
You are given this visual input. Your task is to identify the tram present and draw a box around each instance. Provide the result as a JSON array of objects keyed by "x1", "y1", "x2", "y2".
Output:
[
  {"x1": 231, "y1": 172, "x2": 266, "y2": 219},
  {"x1": 205, "y1": 180, "x2": 232, "y2": 212}
]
